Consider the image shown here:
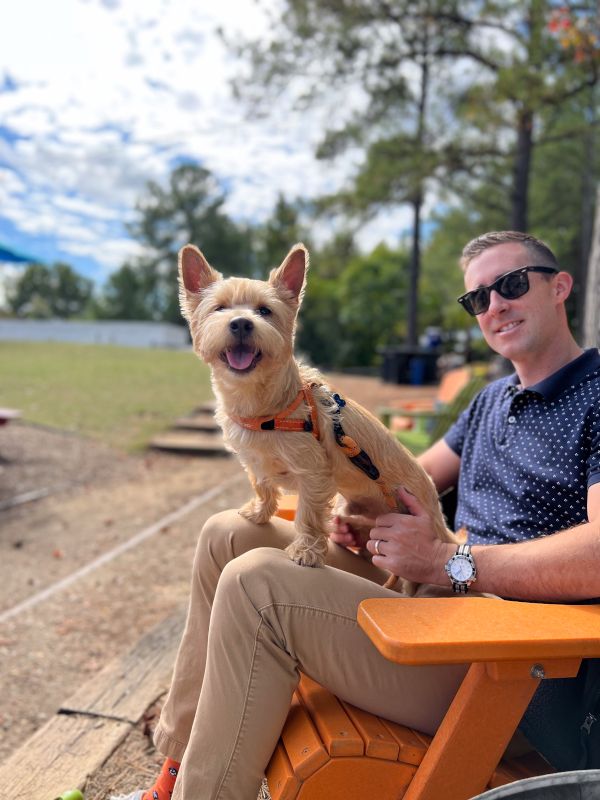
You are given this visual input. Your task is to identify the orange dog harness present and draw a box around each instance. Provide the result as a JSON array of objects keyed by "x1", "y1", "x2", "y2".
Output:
[
  {"x1": 228, "y1": 384, "x2": 321, "y2": 441},
  {"x1": 229, "y1": 386, "x2": 397, "y2": 511}
]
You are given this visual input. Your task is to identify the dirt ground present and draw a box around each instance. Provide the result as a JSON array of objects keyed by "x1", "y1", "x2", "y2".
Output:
[{"x1": 0, "y1": 374, "x2": 437, "y2": 795}]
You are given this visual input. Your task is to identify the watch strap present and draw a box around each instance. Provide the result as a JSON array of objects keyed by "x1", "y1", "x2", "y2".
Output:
[{"x1": 452, "y1": 579, "x2": 469, "y2": 594}]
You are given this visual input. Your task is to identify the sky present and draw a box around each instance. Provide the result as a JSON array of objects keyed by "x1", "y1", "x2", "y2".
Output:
[{"x1": 0, "y1": 0, "x2": 414, "y2": 290}]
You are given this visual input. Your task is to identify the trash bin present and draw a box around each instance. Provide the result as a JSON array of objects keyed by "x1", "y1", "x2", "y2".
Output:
[
  {"x1": 409, "y1": 357, "x2": 426, "y2": 386},
  {"x1": 470, "y1": 770, "x2": 600, "y2": 799},
  {"x1": 378, "y1": 345, "x2": 440, "y2": 385}
]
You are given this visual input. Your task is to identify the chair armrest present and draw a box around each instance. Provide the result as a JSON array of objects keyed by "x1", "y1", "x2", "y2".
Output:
[
  {"x1": 378, "y1": 404, "x2": 438, "y2": 425},
  {"x1": 358, "y1": 597, "x2": 600, "y2": 665}
]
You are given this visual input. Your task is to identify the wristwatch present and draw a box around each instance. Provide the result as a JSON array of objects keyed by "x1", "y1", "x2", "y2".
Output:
[{"x1": 445, "y1": 544, "x2": 477, "y2": 594}]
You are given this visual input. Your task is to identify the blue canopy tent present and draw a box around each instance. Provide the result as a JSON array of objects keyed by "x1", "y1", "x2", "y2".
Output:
[{"x1": 0, "y1": 243, "x2": 39, "y2": 263}]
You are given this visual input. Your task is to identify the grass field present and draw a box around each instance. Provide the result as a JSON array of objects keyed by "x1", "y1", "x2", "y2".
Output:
[{"x1": 0, "y1": 341, "x2": 213, "y2": 451}]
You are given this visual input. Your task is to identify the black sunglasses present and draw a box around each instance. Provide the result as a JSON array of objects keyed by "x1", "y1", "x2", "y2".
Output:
[{"x1": 457, "y1": 266, "x2": 558, "y2": 316}]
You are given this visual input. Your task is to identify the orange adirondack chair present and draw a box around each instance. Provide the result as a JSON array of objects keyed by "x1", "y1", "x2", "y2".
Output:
[
  {"x1": 377, "y1": 366, "x2": 473, "y2": 429},
  {"x1": 267, "y1": 497, "x2": 600, "y2": 800}
]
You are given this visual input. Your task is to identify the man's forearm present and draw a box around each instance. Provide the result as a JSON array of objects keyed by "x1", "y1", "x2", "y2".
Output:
[{"x1": 466, "y1": 520, "x2": 600, "y2": 602}]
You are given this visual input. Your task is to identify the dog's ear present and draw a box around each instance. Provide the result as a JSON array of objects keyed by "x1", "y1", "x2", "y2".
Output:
[
  {"x1": 269, "y1": 243, "x2": 308, "y2": 304},
  {"x1": 178, "y1": 245, "x2": 222, "y2": 320}
]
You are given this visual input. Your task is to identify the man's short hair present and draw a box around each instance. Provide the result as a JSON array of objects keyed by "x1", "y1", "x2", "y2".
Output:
[{"x1": 460, "y1": 231, "x2": 559, "y2": 272}]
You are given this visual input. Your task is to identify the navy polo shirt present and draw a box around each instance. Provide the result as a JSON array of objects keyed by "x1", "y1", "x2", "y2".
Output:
[{"x1": 444, "y1": 348, "x2": 600, "y2": 546}]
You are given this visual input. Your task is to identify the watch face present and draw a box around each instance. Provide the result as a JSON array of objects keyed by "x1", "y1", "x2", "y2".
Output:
[{"x1": 450, "y1": 557, "x2": 474, "y2": 582}]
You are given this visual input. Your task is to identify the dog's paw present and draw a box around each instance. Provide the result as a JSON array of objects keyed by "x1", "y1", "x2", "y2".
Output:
[
  {"x1": 285, "y1": 541, "x2": 326, "y2": 568},
  {"x1": 239, "y1": 500, "x2": 272, "y2": 525}
]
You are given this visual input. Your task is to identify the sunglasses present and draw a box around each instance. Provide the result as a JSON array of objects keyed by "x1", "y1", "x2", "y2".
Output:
[{"x1": 457, "y1": 266, "x2": 558, "y2": 316}]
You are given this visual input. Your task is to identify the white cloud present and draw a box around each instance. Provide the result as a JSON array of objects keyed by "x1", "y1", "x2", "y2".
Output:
[{"x1": 0, "y1": 0, "x2": 407, "y2": 282}]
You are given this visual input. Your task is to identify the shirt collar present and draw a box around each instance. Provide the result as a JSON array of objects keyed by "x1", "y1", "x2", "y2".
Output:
[{"x1": 512, "y1": 348, "x2": 600, "y2": 401}]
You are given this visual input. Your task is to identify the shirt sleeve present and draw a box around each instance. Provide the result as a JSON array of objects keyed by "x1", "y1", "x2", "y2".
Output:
[
  {"x1": 587, "y1": 401, "x2": 600, "y2": 488},
  {"x1": 443, "y1": 380, "x2": 493, "y2": 457},
  {"x1": 444, "y1": 406, "x2": 469, "y2": 456}
]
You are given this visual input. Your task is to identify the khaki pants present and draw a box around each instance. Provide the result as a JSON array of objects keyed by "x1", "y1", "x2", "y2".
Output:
[{"x1": 154, "y1": 510, "x2": 471, "y2": 800}]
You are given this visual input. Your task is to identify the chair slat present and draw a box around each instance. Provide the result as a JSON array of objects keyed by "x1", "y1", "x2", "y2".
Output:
[
  {"x1": 280, "y1": 693, "x2": 329, "y2": 781},
  {"x1": 293, "y1": 756, "x2": 417, "y2": 800},
  {"x1": 265, "y1": 742, "x2": 301, "y2": 800},
  {"x1": 341, "y1": 701, "x2": 400, "y2": 761},
  {"x1": 298, "y1": 675, "x2": 364, "y2": 757},
  {"x1": 380, "y1": 719, "x2": 430, "y2": 766}
]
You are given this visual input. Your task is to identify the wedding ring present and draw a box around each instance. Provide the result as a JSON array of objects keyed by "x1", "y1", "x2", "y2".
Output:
[{"x1": 374, "y1": 539, "x2": 382, "y2": 556}]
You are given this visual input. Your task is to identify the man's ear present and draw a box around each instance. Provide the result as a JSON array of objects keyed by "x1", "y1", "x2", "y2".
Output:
[
  {"x1": 269, "y1": 244, "x2": 308, "y2": 303},
  {"x1": 178, "y1": 245, "x2": 222, "y2": 320},
  {"x1": 554, "y1": 270, "x2": 574, "y2": 304}
]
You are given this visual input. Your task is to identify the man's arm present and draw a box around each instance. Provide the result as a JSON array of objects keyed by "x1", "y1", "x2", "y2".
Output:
[
  {"x1": 469, "y1": 482, "x2": 600, "y2": 601},
  {"x1": 368, "y1": 483, "x2": 600, "y2": 602}
]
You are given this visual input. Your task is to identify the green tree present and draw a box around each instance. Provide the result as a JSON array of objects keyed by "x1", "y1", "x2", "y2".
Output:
[
  {"x1": 232, "y1": 0, "x2": 598, "y2": 346},
  {"x1": 125, "y1": 163, "x2": 255, "y2": 323},
  {"x1": 8, "y1": 262, "x2": 93, "y2": 318},
  {"x1": 256, "y1": 194, "x2": 310, "y2": 271},
  {"x1": 336, "y1": 244, "x2": 409, "y2": 367},
  {"x1": 450, "y1": 1, "x2": 598, "y2": 233},
  {"x1": 95, "y1": 264, "x2": 153, "y2": 320},
  {"x1": 232, "y1": 0, "x2": 477, "y2": 346},
  {"x1": 295, "y1": 232, "x2": 359, "y2": 367},
  {"x1": 296, "y1": 273, "x2": 343, "y2": 368}
]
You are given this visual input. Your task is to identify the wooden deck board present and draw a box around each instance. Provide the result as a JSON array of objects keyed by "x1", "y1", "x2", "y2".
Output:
[
  {"x1": 173, "y1": 413, "x2": 220, "y2": 432},
  {"x1": 150, "y1": 430, "x2": 229, "y2": 454},
  {"x1": 0, "y1": 609, "x2": 185, "y2": 799},
  {"x1": 61, "y1": 608, "x2": 185, "y2": 722}
]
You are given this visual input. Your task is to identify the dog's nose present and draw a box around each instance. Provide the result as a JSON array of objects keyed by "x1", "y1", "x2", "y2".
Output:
[{"x1": 229, "y1": 317, "x2": 254, "y2": 337}]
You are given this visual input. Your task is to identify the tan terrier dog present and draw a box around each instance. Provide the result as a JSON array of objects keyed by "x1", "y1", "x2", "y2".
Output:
[{"x1": 178, "y1": 242, "x2": 457, "y2": 592}]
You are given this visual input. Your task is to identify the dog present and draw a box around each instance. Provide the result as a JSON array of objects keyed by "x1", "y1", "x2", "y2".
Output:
[{"x1": 178, "y1": 242, "x2": 457, "y2": 593}]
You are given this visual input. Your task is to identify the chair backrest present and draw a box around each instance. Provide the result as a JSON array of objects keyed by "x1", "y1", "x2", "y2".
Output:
[
  {"x1": 435, "y1": 367, "x2": 473, "y2": 406},
  {"x1": 428, "y1": 375, "x2": 487, "y2": 444}
]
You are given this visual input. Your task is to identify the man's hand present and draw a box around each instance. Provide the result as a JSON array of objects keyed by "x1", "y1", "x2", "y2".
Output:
[
  {"x1": 329, "y1": 512, "x2": 375, "y2": 551},
  {"x1": 365, "y1": 487, "x2": 455, "y2": 585},
  {"x1": 329, "y1": 495, "x2": 377, "y2": 552}
]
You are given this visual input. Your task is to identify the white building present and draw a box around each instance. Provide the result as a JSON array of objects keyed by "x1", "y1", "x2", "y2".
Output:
[{"x1": 0, "y1": 319, "x2": 189, "y2": 349}]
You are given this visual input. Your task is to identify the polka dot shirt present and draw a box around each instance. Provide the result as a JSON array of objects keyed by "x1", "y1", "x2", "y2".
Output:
[{"x1": 444, "y1": 348, "x2": 600, "y2": 546}]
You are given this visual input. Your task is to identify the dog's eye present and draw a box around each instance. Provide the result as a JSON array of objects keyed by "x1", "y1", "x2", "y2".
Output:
[
  {"x1": 215, "y1": 305, "x2": 226, "y2": 312},
  {"x1": 257, "y1": 306, "x2": 272, "y2": 316}
]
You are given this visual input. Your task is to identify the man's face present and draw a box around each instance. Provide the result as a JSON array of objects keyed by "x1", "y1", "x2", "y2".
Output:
[{"x1": 463, "y1": 242, "x2": 560, "y2": 362}]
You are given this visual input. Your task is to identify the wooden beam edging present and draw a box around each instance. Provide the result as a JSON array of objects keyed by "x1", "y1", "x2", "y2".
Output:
[{"x1": 0, "y1": 608, "x2": 186, "y2": 799}]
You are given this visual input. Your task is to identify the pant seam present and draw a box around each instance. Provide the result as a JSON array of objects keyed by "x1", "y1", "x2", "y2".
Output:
[{"x1": 257, "y1": 601, "x2": 357, "y2": 625}]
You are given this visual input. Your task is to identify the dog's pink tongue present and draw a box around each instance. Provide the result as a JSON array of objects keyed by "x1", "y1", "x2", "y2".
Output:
[{"x1": 226, "y1": 348, "x2": 255, "y2": 370}]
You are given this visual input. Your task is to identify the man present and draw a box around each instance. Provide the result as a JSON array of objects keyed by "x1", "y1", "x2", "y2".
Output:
[
  {"x1": 115, "y1": 231, "x2": 600, "y2": 800},
  {"x1": 348, "y1": 231, "x2": 600, "y2": 602}
]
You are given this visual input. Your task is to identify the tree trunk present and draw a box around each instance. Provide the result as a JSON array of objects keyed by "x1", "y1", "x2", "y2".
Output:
[
  {"x1": 407, "y1": 197, "x2": 422, "y2": 347},
  {"x1": 576, "y1": 84, "x2": 597, "y2": 338},
  {"x1": 406, "y1": 25, "x2": 430, "y2": 348},
  {"x1": 510, "y1": 109, "x2": 534, "y2": 231},
  {"x1": 583, "y1": 185, "x2": 600, "y2": 349}
]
